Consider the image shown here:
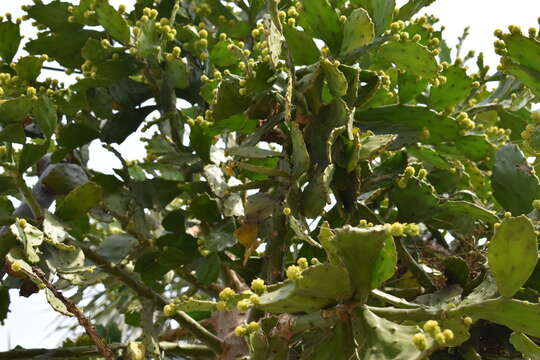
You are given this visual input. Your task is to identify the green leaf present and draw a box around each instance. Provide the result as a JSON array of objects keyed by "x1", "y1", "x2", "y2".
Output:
[
  {"x1": 210, "y1": 40, "x2": 241, "y2": 67},
  {"x1": 25, "y1": 1, "x2": 82, "y2": 33},
  {"x1": 100, "y1": 106, "x2": 155, "y2": 144},
  {"x1": 190, "y1": 193, "x2": 221, "y2": 223},
  {"x1": 10, "y1": 222, "x2": 44, "y2": 264},
  {"x1": 18, "y1": 140, "x2": 49, "y2": 172},
  {"x1": 33, "y1": 95, "x2": 57, "y2": 138},
  {"x1": 97, "y1": 234, "x2": 138, "y2": 263},
  {"x1": 0, "y1": 21, "x2": 21, "y2": 63},
  {"x1": 94, "y1": 0, "x2": 130, "y2": 44},
  {"x1": 56, "y1": 182, "x2": 103, "y2": 221},
  {"x1": 0, "y1": 96, "x2": 33, "y2": 124},
  {"x1": 488, "y1": 216, "x2": 538, "y2": 298},
  {"x1": 226, "y1": 146, "x2": 281, "y2": 159},
  {"x1": 15, "y1": 56, "x2": 44, "y2": 82},
  {"x1": 26, "y1": 30, "x2": 101, "y2": 69},
  {"x1": 340, "y1": 8, "x2": 374, "y2": 58},
  {"x1": 165, "y1": 57, "x2": 189, "y2": 89},
  {"x1": 283, "y1": 25, "x2": 320, "y2": 66},
  {"x1": 194, "y1": 253, "x2": 221, "y2": 285},
  {"x1": 509, "y1": 332, "x2": 540, "y2": 360},
  {"x1": 0, "y1": 124, "x2": 25, "y2": 144},
  {"x1": 379, "y1": 40, "x2": 438, "y2": 80},
  {"x1": 300, "y1": 0, "x2": 342, "y2": 54},
  {"x1": 45, "y1": 288, "x2": 73, "y2": 317},
  {"x1": 57, "y1": 123, "x2": 100, "y2": 149},
  {"x1": 131, "y1": 179, "x2": 181, "y2": 210},
  {"x1": 257, "y1": 263, "x2": 352, "y2": 313},
  {"x1": 491, "y1": 144, "x2": 540, "y2": 215}
]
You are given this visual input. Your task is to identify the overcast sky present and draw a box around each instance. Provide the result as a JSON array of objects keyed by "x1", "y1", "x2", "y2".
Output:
[{"x1": 1, "y1": 0, "x2": 540, "y2": 352}]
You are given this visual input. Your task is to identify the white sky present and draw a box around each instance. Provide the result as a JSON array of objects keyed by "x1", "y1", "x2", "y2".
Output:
[{"x1": 1, "y1": 0, "x2": 540, "y2": 352}]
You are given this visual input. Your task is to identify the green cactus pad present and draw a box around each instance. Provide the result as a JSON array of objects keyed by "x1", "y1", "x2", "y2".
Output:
[
  {"x1": 263, "y1": 16, "x2": 282, "y2": 67},
  {"x1": 340, "y1": 8, "x2": 374, "y2": 59},
  {"x1": 429, "y1": 65, "x2": 474, "y2": 110},
  {"x1": 398, "y1": 71, "x2": 429, "y2": 104},
  {"x1": 488, "y1": 216, "x2": 538, "y2": 298},
  {"x1": 437, "y1": 135, "x2": 495, "y2": 163},
  {"x1": 504, "y1": 62, "x2": 540, "y2": 99},
  {"x1": 299, "y1": 0, "x2": 343, "y2": 54},
  {"x1": 356, "y1": 134, "x2": 397, "y2": 161},
  {"x1": 461, "y1": 298, "x2": 540, "y2": 337},
  {"x1": 256, "y1": 263, "x2": 353, "y2": 313},
  {"x1": 320, "y1": 60, "x2": 348, "y2": 97},
  {"x1": 431, "y1": 201, "x2": 498, "y2": 232},
  {"x1": 391, "y1": 177, "x2": 439, "y2": 222},
  {"x1": 354, "y1": 0, "x2": 396, "y2": 36},
  {"x1": 397, "y1": 0, "x2": 437, "y2": 21},
  {"x1": 283, "y1": 25, "x2": 320, "y2": 66},
  {"x1": 290, "y1": 122, "x2": 311, "y2": 178},
  {"x1": 321, "y1": 225, "x2": 395, "y2": 301},
  {"x1": 170, "y1": 298, "x2": 218, "y2": 312},
  {"x1": 379, "y1": 41, "x2": 438, "y2": 80},
  {"x1": 509, "y1": 332, "x2": 540, "y2": 359},
  {"x1": 406, "y1": 145, "x2": 453, "y2": 170},
  {"x1": 491, "y1": 144, "x2": 540, "y2": 215},
  {"x1": 210, "y1": 77, "x2": 251, "y2": 122},
  {"x1": 502, "y1": 33, "x2": 540, "y2": 73},
  {"x1": 353, "y1": 308, "x2": 433, "y2": 360},
  {"x1": 301, "y1": 164, "x2": 335, "y2": 218},
  {"x1": 355, "y1": 105, "x2": 461, "y2": 144}
]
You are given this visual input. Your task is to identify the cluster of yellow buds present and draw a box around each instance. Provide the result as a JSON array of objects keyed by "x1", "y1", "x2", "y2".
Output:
[
  {"x1": 384, "y1": 222, "x2": 421, "y2": 237},
  {"x1": 456, "y1": 112, "x2": 475, "y2": 134},
  {"x1": 196, "y1": 237, "x2": 211, "y2": 256},
  {"x1": 234, "y1": 321, "x2": 260, "y2": 337},
  {"x1": 397, "y1": 166, "x2": 429, "y2": 188},
  {"x1": 277, "y1": 3, "x2": 301, "y2": 27},
  {"x1": 412, "y1": 320, "x2": 457, "y2": 350}
]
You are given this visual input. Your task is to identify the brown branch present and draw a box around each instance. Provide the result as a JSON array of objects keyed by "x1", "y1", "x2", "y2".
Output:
[
  {"x1": 32, "y1": 267, "x2": 114, "y2": 360},
  {"x1": 79, "y1": 244, "x2": 224, "y2": 352},
  {"x1": 0, "y1": 342, "x2": 214, "y2": 359}
]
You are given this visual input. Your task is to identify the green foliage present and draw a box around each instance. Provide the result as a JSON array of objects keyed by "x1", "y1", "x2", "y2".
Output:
[{"x1": 0, "y1": 1, "x2": 539, "y2": 359}]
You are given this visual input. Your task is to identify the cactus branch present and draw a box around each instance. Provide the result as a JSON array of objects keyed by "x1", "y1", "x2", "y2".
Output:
[
  {"x1": 79, "y1": 243, "x2": 223, "y2": 353},
  {"x1": 32, "y1": 267, "x2": 114, "y2": 360},
  {"x1": 0, "y1": 342, "x2": 213, "y2": 359}
]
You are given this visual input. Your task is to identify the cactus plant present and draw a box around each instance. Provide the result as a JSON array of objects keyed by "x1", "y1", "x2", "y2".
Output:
[{"x1": 1, "y1": 1, "x2": 540, "y2": 359}]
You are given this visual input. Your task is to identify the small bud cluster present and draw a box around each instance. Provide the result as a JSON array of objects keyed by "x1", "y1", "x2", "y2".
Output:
[
  {"x1": 234, "y1": 321, "x2": 260, "y2": 337},
  {"x1": 397, "y1": 166, "x2": 429, "y2": 188},
  {"x1": 456, "y1": 112, "x2": 475, "y2": 135},
  {"x1": 521, "y1": 117, "x2": 540, "y2": 153},
  {"x1": 412, "y1": 320, "x2": 457, "y2": 350},
  {"x1": 384, "y1": 222, "x2": 421, "y2": 237}
]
